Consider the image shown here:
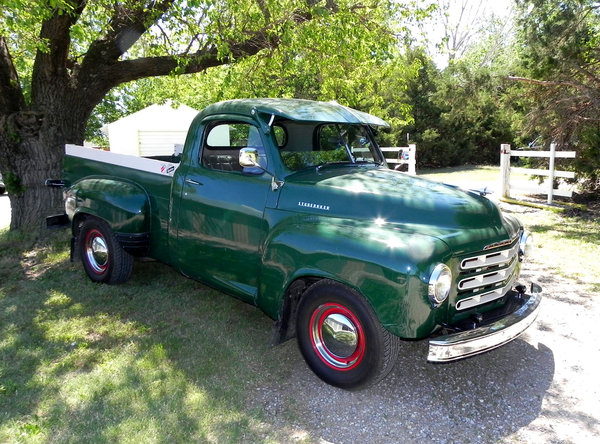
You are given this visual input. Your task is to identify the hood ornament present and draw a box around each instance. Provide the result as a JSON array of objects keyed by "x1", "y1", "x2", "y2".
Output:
[{"x1": 468, "y1": 186, "x2": 493, "y2": 197}]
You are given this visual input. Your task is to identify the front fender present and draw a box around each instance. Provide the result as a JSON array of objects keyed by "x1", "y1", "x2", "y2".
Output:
[
  {"x1": 67, "y1": 177, "x2": 150, "y2": 235},
  {"x1": 259, "y1": 214, "x2": 452, "y2": 339}
]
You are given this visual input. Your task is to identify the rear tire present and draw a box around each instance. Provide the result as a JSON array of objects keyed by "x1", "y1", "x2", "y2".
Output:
[
  {"x1": 79, "y1": 218, "x2": 133, "y2": 284},
  {"x1": 296, "y1": 279, "x2": 400, "y2": 389}
]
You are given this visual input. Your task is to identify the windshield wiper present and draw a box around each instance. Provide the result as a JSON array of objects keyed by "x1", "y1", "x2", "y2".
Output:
[
  {"x1": 355, "y1": 159, "x2": 382, "y2": 165},
  {"x1": 315, "y1": 160, "x2": 382, "y2": 172},
  {"x1": 315, "y1": 161, "x2": 356, "y2": 171}
]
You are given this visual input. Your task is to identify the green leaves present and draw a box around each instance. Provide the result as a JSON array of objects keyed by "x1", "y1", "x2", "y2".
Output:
[
  {"x1": 511, "y1": 0, "x2": 600, "y2": 193},
  {"x1": 86, "y1": 0, "x2": 425, "y2": 136}
]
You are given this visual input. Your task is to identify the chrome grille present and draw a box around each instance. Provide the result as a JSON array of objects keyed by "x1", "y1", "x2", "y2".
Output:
[
  {"x1": 458, "y1": 258, "x2": 518, "y2": 291},
  {"x1": 455, "y1": 239, "x2": 520, "y2": 311},
  {"x1": 460, "y1": 241, "x2": 520, "y2": 271}
]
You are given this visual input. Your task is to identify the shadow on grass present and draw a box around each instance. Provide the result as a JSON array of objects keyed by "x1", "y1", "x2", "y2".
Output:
[
  {"x1": 0, "y1": 232, "x2": 564, "y2": 442},
  {"x1": 0, "y1": 232, "x2": 283, "y2": 441}
]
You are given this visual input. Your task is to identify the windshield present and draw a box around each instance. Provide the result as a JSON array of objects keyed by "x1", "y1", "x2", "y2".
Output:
[{"x1": 279, "y1": 123, "x2": 383, "y2": 171}]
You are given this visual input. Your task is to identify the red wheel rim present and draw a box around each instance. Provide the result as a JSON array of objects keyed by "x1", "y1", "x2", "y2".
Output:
[{"x1": 309, "y1": 303, "x2": 365, "y2": 370}]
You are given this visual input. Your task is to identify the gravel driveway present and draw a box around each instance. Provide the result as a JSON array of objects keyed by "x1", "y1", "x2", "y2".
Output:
[{"x1": 246, "y1": 202, "x2": 600, "y2": 444}]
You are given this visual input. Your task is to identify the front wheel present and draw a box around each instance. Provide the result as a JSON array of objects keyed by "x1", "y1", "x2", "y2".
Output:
[
  {"x1": 79, "y1": 218, "x2": 133, "y2": 284},
  {"x1": 296, "y1": 280, "x2": 400, "y2": 389}
]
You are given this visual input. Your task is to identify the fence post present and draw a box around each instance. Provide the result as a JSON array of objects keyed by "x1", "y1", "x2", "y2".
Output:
[
  {"x1": 408, "y1": 144, "x2": 416, "y2": 175},
  {"x1": 548, "y1": 142, "x2": 556, "y2": 204},
  {"x1": 500, "y1": 144, "x2": 511, "y2": 198}
]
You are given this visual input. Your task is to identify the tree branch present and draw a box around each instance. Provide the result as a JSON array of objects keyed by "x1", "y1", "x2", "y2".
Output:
[
  {"x1": 75, "y1": 0, "x2": 175, "y2": 97},
  {"x1": 108, "y1": 49, "x2": 221, "y2": 86},
  {"x1": 107, "y1": 28, "x2": 277, "y2": 86},
  {"x1": 93, "y1": 2, "x2": 322, "y2": 91},
  {"x1": 82, "y1": 0, "x2": 175, "y2": 66},
  {"x1": 507, "y1": 75, "x2": 589, "y2": 90},
  {"x1": 31, "y1": 0, "x2": 87, "y2": 91},
  {"x1": 75, "y1": 0, "x2": 329, "y2": 113},
  {"x1": 0, "y1": 36, "x2": 26, "y2": 115},
  {"x1": 256, "y1": 0, "x2": 272, "y2": 24}
]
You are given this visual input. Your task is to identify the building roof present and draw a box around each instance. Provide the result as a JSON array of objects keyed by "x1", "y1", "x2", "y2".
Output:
[{"x1": 102, "y1": 103, "x2": 199, "y2": 136}]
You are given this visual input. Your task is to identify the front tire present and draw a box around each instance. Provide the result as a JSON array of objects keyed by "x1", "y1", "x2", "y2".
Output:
[
  {"x1": 296, "y1": 280, "x2": 400, "y2": 389},
  {"x1": 79, "y1": 218, "x2": 133, "y2": 284}
]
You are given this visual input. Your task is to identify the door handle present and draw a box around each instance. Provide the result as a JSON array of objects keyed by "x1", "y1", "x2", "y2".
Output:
[{"x1": 185, "y1": 178, "x2": 202, "y2": 186}]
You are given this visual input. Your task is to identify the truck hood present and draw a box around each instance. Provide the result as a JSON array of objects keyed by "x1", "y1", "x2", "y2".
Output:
[{"x1": 277, "y1": 166, "x2": 520, "y2": 253}]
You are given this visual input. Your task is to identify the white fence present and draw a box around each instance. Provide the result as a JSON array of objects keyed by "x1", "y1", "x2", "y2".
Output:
[
  {"x1": 500, "y1": 143, "x2": 576, "y2": 204},
  {"x1": 381, "y1": 144, "x2": 416, "y2": 175}
]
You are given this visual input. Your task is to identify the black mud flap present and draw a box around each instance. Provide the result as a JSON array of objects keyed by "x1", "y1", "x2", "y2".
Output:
[
  {"x1": 71, "y1": 236, "x2": 80, "y2": 262},
  {"x1": 46, "y1": 214, "x2": 70, "y2": 229}
]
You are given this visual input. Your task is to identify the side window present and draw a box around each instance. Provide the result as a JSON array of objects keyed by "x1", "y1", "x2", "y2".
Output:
[
  {"x1": 202, "y1": 122, "x2": 267, "y2": 172},
  {"x1": 273, "y1": 125, "x2": 287, "y2": 148}
]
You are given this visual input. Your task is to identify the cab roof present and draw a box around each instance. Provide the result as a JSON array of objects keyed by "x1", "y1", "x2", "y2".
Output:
[{"x1": 197, "y1": 98, "x2": 389, "y2": 127}]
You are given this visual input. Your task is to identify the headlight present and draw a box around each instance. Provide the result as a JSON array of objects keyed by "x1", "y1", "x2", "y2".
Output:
[
  {"x1": 428, "y1": 263, "x2": 452, "y2": 306},
  {"x1": 519, "y1": 231, "x2": 533, "y2": 262}
]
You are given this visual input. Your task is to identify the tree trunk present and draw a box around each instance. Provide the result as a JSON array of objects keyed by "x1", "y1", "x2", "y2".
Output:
[
  {"x1": 6, "y1": 142, "x2": 64, "y2": 231},
  {"x1": 0, "y1": 0, "x2": 327, "y2": 233},
  {"x1": 0, "y1": 108, "x2": 85, "y2": 231}
]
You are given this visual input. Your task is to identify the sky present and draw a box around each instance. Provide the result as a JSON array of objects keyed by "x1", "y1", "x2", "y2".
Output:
[{"x1": 419, "y1": 0, "x2": 516, "y2": 67}]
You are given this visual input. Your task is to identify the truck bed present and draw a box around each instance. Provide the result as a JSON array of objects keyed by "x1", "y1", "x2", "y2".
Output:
[{"x1": 63, "y1": 144, "x2": 180, "y2": 262}]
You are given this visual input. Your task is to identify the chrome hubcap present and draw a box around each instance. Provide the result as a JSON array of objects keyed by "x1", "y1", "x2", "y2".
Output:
[
  {"x1": 321, "y1": 313, "x2": 358, "y2": 357},
  {"x1": 86, "y1": 230, "x2": 108, "y2": 273},
  {"x1": 310, "y1": 303, "x2": 364, "y2": 369}
]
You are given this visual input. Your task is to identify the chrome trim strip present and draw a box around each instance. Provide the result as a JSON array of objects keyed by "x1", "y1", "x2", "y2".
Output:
[
  {"x1": 460, "y1": 242, "x2": 520, "y2": 271},
  {"x1": 455, "y1": 273, "x2": 516, "y2": 311},
  {"x1": 427, "y1": 289, "x2": 542, "y2": 363},
  {"x1": 456, "y1": 273, "x2": 517, "y2": 311},
  {"x1": 458, "y1": 258, "x2": 518, "y2": 291}
]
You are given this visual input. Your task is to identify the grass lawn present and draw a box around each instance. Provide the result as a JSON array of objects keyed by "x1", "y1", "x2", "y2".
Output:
[
  {"x1": 0, "y1": 231, "x2": 293, "y2": 443},
  {"x1": 419, "y1": 165, "x2": 502, "y2": 182},
  {"x1": 1, "y1": 166, "x2": 599, "y2": 442},
  {"x1": 419, "y1": 164, "x2": 534, "y2": 193}
]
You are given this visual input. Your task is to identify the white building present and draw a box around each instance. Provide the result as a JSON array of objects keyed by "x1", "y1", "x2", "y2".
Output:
[{"x1": 103, "y1": 103, "x2": 198, "y2": 157}]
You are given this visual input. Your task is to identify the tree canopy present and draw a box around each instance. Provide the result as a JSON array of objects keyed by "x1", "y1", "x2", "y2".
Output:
[
  {"x1": 0, "y1": 0, "x2": 422, "y2": 230},
  {"x1": 1, "y1": 0, "x2": 599, "y2": 232}
]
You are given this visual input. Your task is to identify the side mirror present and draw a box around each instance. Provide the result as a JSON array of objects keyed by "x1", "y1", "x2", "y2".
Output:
[
  {"x1": 238, "y1": 147, "x2": 285, "y2": 191},
  {"x1": 239, "y1": 147, "x2": 259, "y2": 167}
]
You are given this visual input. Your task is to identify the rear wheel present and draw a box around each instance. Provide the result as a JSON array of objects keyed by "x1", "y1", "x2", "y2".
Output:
[
  {"x1": 296, "y1": 279, "x2": 400, "y2": 389},
  {"x1": 79, "y1": 218, "x2": 133, "y2": 284}
]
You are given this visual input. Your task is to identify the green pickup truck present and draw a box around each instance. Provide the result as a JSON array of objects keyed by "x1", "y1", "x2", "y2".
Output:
[{"x1": 48, "y1": 98, "x2": 541, "y2": 389}]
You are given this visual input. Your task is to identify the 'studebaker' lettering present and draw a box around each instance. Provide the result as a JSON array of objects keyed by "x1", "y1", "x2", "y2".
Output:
[{"x1": 298, "y1": 201, "x2": 330, "y2": 211}]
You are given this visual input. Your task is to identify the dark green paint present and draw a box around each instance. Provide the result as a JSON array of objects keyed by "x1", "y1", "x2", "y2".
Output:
[
  {"x1": 60, "y1": 99, "x2": 524, "y2": 340},
  {"x1": 63, "y1": 155, "x2": 174, "y2": 263},
  {"x1": 67, "y1": 178, "x2": 149, "y2": 234}
]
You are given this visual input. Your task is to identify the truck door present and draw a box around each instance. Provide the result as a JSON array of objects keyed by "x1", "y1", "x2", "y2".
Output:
[{"x1": 174, "y1": 120, "x2": 273, "y2": 303}]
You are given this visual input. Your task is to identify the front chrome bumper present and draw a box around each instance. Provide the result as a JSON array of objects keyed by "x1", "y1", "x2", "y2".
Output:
[{"x1": 427, "y1": 287, "x2": 542, "y2": 363}]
